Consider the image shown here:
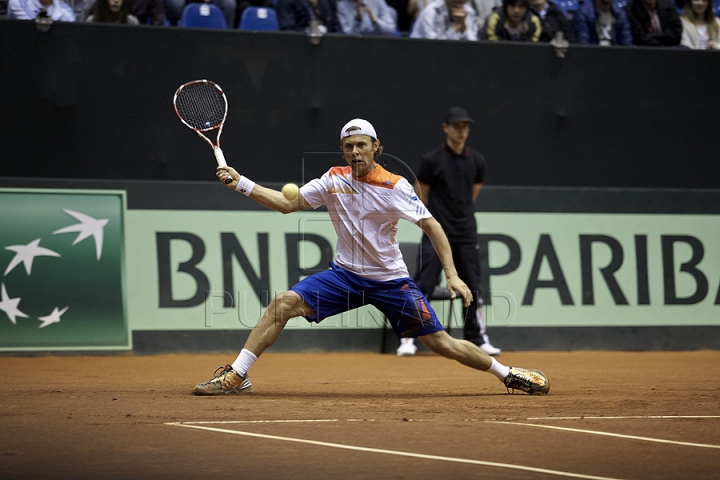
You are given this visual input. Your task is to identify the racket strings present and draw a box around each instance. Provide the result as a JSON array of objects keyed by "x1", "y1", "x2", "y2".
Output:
[{"x1": 176, "y1": 82, "x2": 227, "y2": 131}]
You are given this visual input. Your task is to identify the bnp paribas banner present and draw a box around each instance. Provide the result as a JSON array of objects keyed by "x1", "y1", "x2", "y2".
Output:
[
  {"x1": 125, "y1": 209, "x2": 720, "y2": 331},
  {"x1": 0, "y1": 190, "x2": 129, "y2": 350},
  {"x1": 7, "y1": 188, "x2": 717, "y2": 349}
]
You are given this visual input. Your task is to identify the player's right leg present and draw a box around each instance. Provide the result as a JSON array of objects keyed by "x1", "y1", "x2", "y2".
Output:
[
  {"x1": 243, "y1": 291, "x2": 315, "y2": 356},
  {"x1": 193, "y1": 291, "x2": 314, "y2": 396},
  {"x1": 194, "y1": 265, "x2": 361, "y2": 396}
]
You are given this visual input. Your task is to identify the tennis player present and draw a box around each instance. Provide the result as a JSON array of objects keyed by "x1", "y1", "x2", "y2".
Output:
[{"x1": 194, "y1": 119, "x2": 549, "y2": 396}]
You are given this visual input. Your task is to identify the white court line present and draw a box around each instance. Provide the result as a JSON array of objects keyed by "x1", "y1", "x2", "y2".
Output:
[
  {"x1": 526, "y1": 415, "x2": 720, "y2": 421},
  {"x1": 487, "y1": 421, "x2": 720, "y2": 450},
  {"x1": 181, "y1": 419, "x2": 339, "y2": 425},
  {"x1": 165, "y1": 422, "x2": 626, "y2": 480}
]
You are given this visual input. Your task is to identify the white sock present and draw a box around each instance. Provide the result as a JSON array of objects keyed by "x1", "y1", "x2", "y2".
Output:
[
  {"x1": 486, "y1": 357, "x2": 510, "y2": 382},
  {"x1": 231, "y1": 349, "x2": 257, "y2": 378},
  {"x1": 401, "y1": 338, "x2": 414, "y2": 345}
]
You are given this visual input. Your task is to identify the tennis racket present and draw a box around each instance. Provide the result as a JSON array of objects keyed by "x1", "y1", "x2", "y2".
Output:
[{"x1": 173, "y1": 79, "x2": 232, "y2": 184}]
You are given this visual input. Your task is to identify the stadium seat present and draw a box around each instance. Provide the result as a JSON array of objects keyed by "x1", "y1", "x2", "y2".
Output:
[
  {"x1": 714, "y1": 0, "x2": 720, "y2": 16},
  {"x1": 239, "y1": 7, "x2": 280, "y2": 31},
  {"x1": 555, "y1": 0, "x2": 579, "y2": 14},
  {"x1": 179, "y1": 3, "x2": 227, "y2": 29}
]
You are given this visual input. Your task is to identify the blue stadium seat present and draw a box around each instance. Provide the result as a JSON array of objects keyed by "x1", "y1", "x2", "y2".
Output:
[
  {"x1": 555, "y1": 0, "x2": 579, "y2": 14},
  {"x1": 239, "y1": 7, "x2": 280, "y2": 31},
  {"x1": 714, "y1": 0, "x2": 720, "y2": 16},
  {"x1": 179, "y1": 3, "x2": 228, "y2": 28}
]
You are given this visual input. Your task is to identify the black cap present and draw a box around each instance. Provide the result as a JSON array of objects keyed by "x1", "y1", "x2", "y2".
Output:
[{"x1": 443, "y1": 107, "x2": 475, "y2": 124}]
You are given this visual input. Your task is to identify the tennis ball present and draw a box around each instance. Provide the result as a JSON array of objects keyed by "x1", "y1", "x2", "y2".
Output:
[{"x1": 282, "y1": 183, "x2": 299, "y2": 200}]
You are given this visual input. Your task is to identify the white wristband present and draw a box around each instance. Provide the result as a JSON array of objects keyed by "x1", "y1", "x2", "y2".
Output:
[{"x1": 235, "y1": 176, "x2": 256, "y2": 196}]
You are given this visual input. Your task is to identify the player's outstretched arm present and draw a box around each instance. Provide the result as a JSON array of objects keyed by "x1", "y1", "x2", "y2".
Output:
[
  {"x1": 416, "y1": 216, "x2": 473, "y2": 307},
  {"x1": 216, "y1": 166, "x2": 310, "y2": 214}
]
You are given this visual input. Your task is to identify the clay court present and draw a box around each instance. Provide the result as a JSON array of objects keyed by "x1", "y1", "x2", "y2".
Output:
[{"x1": 1, "y1": 350, "x2": 719, "y2": 479}]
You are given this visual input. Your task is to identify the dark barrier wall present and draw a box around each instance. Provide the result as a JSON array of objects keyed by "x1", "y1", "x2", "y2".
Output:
[{"x1": 1, "y1": 19, "x2": 719, "y2": 188}]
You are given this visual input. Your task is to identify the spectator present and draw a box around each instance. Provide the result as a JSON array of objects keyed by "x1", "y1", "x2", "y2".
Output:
[
  {"x1": 528, "y1": 0, "x2": 576, "y2": 42},
  {"x1": 276, "y1": 0, "x2": 340, "y2": 32},
  {"x1": 7, "y1": 0, "x2": 75, "y2": 20},
  {"x1": 336, "y1": 0, "x2": 397, "y2": 35},
  {"x1": 625, "y1": 0, "x2": 682, "y2": 46},
  {"x1": 402, "y1": 0, "x2": 438, "y2": 36},
  {"x1": 165, "y1": 0, "x2": 234, "y2": 27},
  {"x1": 407, "y1": 0, "x2": 427, "y2": 18},
  {"x1": 680, "y1": 0, "x2": 720, "y2": 48},
  {"x1": 86, "y1": 0, "x2": 140, "y2": 22},
  {"x1": 387, "y1": 0, "x2": 415, "y2": 31},
  {"x1": 129, "y1": 0, "x2": 164, "y2": 24},
  {"x1": 397, "y1": 107, "x2": 501, "y2": 358},
  {"x1": 481, "y1": 0, "x2": 541, "y2": 41},
  {"x1": 70, "y1": 0, "x2": 95, "y2": 21},
  {"x1": 410, "y1": 0, "x2": 479, "y2": 39},
  {"x1": 573, "y1": 0, "x2": 633, "y2": 45},
  {"x1": 469, "y1": 0, "x2": 501, "y2": 30}
]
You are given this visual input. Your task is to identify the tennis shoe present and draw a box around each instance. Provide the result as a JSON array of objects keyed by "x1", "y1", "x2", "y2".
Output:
[
  {"x1": 479, "y1": 342, "x2": 502, "y2": 356},
  {"x1": 504, "y1": 367, "x2": 550, "y2": 395},
  {"x1": 193, "y1": 364, "x2": 253, "y2": 395},
  {"x1": 396, "y1": 339, "x2": 417, "y2": 357}
]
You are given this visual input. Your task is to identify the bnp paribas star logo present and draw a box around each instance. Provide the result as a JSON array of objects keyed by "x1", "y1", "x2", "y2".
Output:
[
  {"x1": 1, "y1": 210, "x2": 107, "y2": 328},
  {"x1": 0, "y1": 191, "x2": 129, "y2": 351}
]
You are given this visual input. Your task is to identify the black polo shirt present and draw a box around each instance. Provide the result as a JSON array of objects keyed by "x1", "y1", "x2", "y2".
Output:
[{"x1": 416, "y1": 143, "x2": 485, "y2": 243}]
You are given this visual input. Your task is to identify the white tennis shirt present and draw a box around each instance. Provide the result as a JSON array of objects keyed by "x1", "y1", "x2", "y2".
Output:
[{"x1": 300, "y1": 165, "x2": 431, "y2": 281}]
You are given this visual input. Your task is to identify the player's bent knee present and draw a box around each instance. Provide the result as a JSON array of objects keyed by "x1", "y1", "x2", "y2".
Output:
[
  {"x1": 271, "y1": 291, "x2": 313, "y2": 321},
  {"x1": 419, "y1": 332, "x2": 457, "y2": 358}
]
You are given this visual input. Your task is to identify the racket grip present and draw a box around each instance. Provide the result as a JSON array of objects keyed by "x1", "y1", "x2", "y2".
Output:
[
  {"x1": 214, "y1": 148, "x2": 233, "y2": 184},
  {"x1": 214, "y1": 147, "x2": 227, "y2": 167}
]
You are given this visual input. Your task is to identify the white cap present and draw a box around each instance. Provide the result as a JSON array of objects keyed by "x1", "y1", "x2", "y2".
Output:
[{"x1": 340, "y1": 118, "x2": 377, "y2": 140}]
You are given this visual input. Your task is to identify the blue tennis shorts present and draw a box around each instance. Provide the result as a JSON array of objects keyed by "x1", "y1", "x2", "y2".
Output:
[{"x1": 290, "y1": 262, "x2": 443, "y2": 338}]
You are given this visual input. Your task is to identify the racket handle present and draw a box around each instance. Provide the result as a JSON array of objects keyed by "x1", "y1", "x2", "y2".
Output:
[
  {"x1": 214, "y1": 147, "x2": 233, "y2": 184},
  {"x1": 214, "y1": 147, "x2": 227, "y2": 167}
]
